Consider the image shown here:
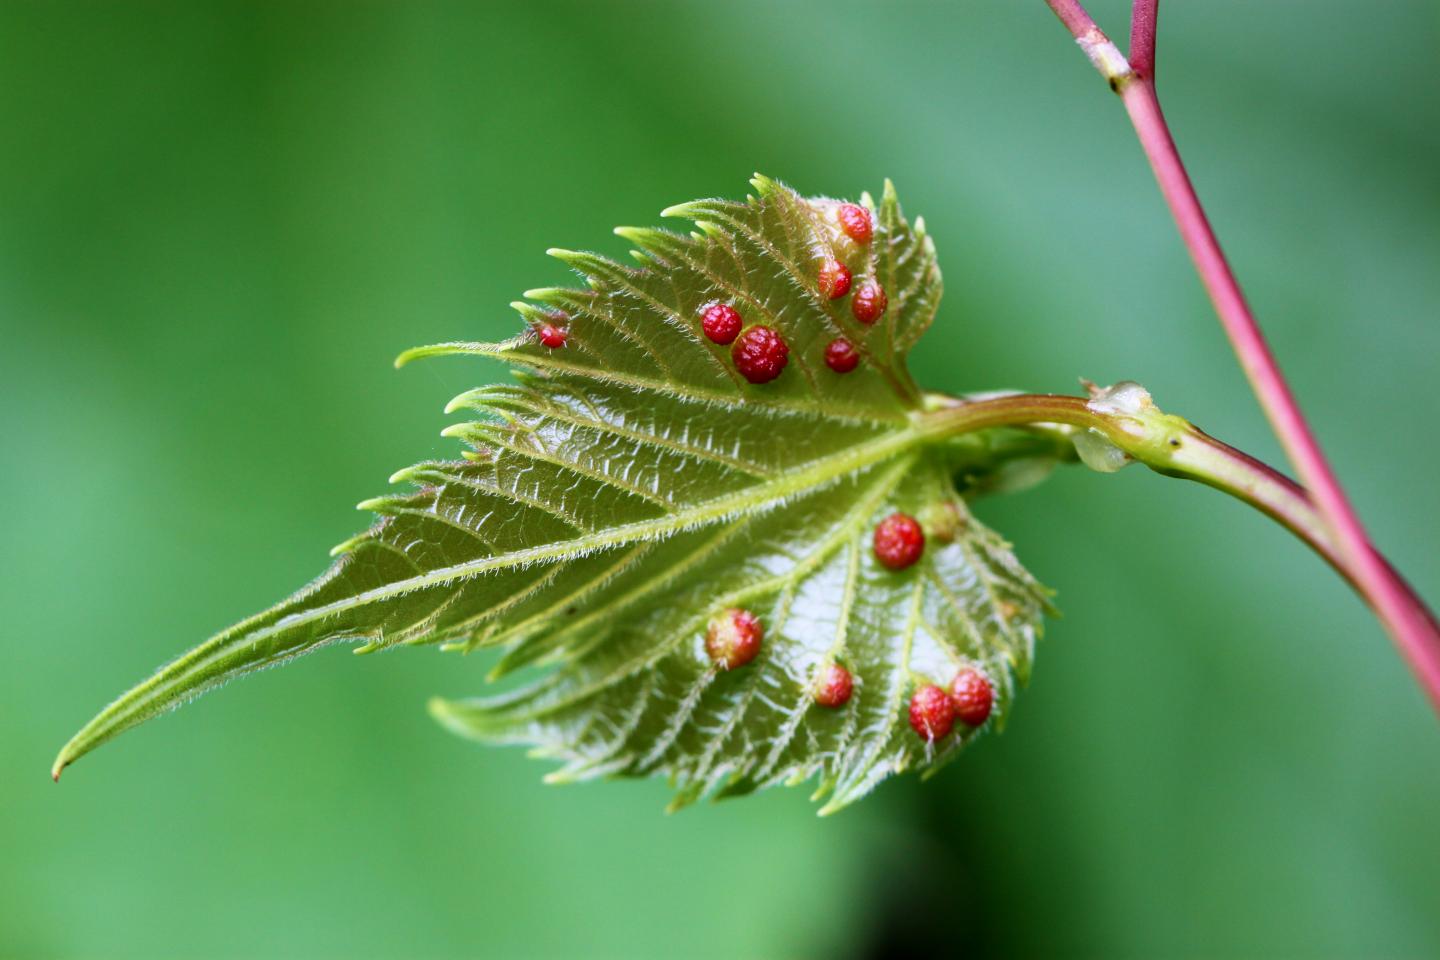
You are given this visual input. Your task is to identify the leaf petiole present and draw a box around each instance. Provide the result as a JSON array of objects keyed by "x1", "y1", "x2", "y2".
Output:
[{"x1": 918, "y1": 386, "x2": 1436, "y2": 629}]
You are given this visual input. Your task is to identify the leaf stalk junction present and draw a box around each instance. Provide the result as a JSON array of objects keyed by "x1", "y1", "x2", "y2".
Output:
[{"x1": 919, "y1": 385, "x2": 1435, "y2": 630}]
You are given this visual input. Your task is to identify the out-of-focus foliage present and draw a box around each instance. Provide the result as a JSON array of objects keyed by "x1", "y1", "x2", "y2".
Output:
[{"x1": 3, "y1": 1, "x2": 1438, "y2": 957}]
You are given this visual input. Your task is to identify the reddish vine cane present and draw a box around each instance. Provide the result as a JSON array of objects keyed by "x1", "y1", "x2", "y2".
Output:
[{"x1": 1040, "y1": 0, "x2": 1440, "y2": 713}]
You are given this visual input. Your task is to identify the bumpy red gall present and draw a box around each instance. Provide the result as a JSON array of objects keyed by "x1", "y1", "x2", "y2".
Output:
[
  {"x1": 824, "y1": 337, "x2": 860, "y2": 373},
  {"x1": 536, "y1": 322, "x2": 567, "y2": 349},
  {"x1": 836, "y1": 203, "x2": 873, "y2": 244},
  {"x1": 731, "y1": 325, "x2": 790, "y2": 383},
  {"x1": 851, "y1": 281, "x2": 888, "y2": 324},
  {"x1": 950, "y1": 668, "x2": 994, "y2": 727},
  {"x1": 909, "y1": 684, "x2": 956, "y2": 742},
  {"x1": 700, "y1": 302, "x2": 743, "y2": 345},
  {"x1": 705, "y1": 608, "x2": 763, "y2": 670},
  {"x1": 813, "y1": 663, "x2": 854, "y2": 708},
  {"x1": 817, "y1": 259, "x2": 853, "y2": 300},
  {"x1": 873, "y1": 512, "x2": 925, "y2": 570}
]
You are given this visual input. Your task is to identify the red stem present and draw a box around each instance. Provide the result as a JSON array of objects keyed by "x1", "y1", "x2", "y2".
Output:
[
  {"x1": 1042, "y1": 0, "x2": 1440, "y2": 713},
  {"x1": 1045, "y1": 0, "x2": 1097, "y2": 38},
  {"x1": 1129, "y1": 0, "x2": 1158, "y2": 78}
]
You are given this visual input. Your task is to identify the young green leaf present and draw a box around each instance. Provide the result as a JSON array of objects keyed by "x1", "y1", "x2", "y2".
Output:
[{"x1": 55, "y1": 175, "x2": 1051, "y2": 812}]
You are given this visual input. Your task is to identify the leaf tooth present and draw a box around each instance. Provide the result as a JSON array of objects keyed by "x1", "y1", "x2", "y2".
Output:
[
  {"x1": 659, "y1": 198, "x2": 742, "y2": 222},
  {"x1": 444, "y1": 384, "x2": 525, "y2": 416},
  {"x1": 440, "y1": 422, "x2": 512, "y2": 449},
  {"x1": 691, "y1": 220, "x2": 726, "y2": 240},
  {"x1": 522, "y1": 286, "x2": 595, "y2": 304},
  {"x1": 395, "y1": 340, "x2": 518, "y2": 368},
  {"x1": 547, "y1": 247, "x2": 631, "y2": 282},
  {"x1": 329, "y1": 531, "x2": 373, "y2": 558},
  {"x1": 428, "y1": 696, "x2": 472, "y2": 736},
  {"x1": 544, "y1": 755, "x2": 631, "y2": 784},
  {"x1": 510, "y1": 300, "x2": 555, "y2": 324},
  {"x1": 356, "y1": 494, "x2": 410, "y2": 515},
  {"x1": 665, "y1": 781, "x2": 705, "y2": 814},
  {"x1": 428, "y1": 694, "x2": 529, "y2": 742},
  {"x1": 443, "y1": 388, "x2": 487, "y2": 415},
  {"x1": 389, "y1": 460, "x2": 465, "y2": 486},
  {"x1": 389, "y1": 461, "x2": 469, "y2": 488},
  {"x1": 612, "y1": 225, "x2": 684, "y2": 258},
  {"x1": 860, "y1": 190, "x2": 876, "y2": 210},
  {"x1": 542, "y1": 765, "x2": 581, "y2": 785},
  {"x1": 658, "y1": 200, "x2": 704, "y2": 218},
  {"x1": 809, "y1": 776, "x2": 837, "y2": 804}
]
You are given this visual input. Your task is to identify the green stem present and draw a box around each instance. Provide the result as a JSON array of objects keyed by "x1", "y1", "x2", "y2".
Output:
[{"x1": 919, "y1": 390, "x2": 1436, "y2": 626}]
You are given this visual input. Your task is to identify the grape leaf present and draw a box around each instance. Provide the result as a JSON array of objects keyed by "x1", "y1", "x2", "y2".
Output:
[{"x1": 55, "y1": 175, "x2": 1052, "y2": 813}]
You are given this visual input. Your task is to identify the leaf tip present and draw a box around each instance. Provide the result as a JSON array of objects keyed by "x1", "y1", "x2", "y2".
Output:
[{"x1": 51, "y1": 725, "x2": 93, "y2": 782}]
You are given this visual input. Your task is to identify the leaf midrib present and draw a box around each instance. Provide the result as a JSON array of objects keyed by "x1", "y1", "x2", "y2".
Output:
[{"x1": 148, "y1": 416, "x2": 934, "y2": 714}]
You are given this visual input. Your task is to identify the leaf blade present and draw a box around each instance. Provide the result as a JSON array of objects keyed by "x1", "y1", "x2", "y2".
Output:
[{"x1": 56, "y1": 176, "x2": 1050, "y2": 812}]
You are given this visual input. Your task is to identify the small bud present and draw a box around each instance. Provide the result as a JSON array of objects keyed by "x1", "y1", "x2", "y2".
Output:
[
  {"x1": 731, "y1": 325, "x2": 790, "y2": 384},
  {"x1": 817, "y1": 259, "x2": 853, "y2": 300},
  {"x1": 873, "y1": 512, "x2": 925, "y2": 570},
  {"x1": 909, "y1": 684, "x2": 956, "y2": 742},
  {"x1": 850, "y1": 281, "x2": 887, "y2": 324},
  {"x1": 950, "y1": 668, "x2": 994, "y2": 727},
  {"x1": 836, "y1": 203, "x2": 873, "y2": 244},
  {"x1": 812, "y1": 662, "x2": 854, "y2": 708},
  {"x1": 705, "y1": 608, "x2": 763, "y2": 670},
  {"x1": 824, "y1": 337, "x2": 860, "y2": 373},
  {"x1": 700, "y1": 302, "x2": 743, "y2": 345}
]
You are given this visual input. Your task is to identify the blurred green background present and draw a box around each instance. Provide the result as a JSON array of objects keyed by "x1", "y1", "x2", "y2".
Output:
[{"x1": 3, "y1": 1, "x2": 1438, "y2": 957}]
